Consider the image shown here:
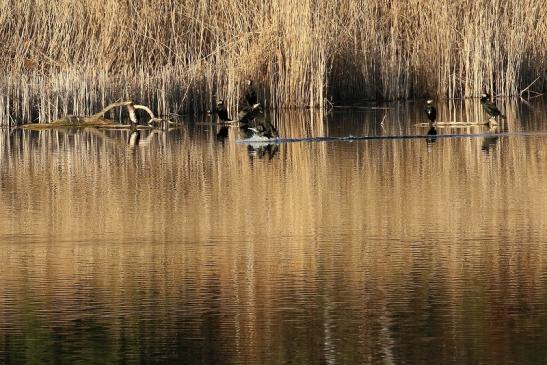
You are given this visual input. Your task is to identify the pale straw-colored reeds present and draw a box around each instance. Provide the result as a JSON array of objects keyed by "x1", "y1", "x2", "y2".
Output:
[{"x1": 0, "y1": 0, "x2": 545, "y2": 124}]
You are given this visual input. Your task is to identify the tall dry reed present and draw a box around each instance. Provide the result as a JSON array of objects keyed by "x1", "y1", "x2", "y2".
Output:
[{"x1": 0, "y1": 0, "x2": 546, "y2": 124}]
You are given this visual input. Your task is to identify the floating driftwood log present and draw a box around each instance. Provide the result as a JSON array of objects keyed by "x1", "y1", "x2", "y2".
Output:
[{"x1": 22, "y1": 101, "x2": 177, "y2": 130}]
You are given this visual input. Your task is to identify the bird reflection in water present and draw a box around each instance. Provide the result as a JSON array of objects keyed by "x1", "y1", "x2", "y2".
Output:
[
  {"x1": 426, "y1": 125, "x2": 437, "y2": 151},
  {"x1": 127, "y1": 103, "x2": 141, "y2": 147},
  {"x1": 482, "y1": 125, "x2": 499, "y2": 153},
  {"x1": 128, "y1": 123, "x2": 140, "y2": 147},
  {"x1": 247, "y1": 143, "x2": 279, "y2": 160},
  {"x1": 216, "y1": 126, "x2": 229, "y2": 143}
]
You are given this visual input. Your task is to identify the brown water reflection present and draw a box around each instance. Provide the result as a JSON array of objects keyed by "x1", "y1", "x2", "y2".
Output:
[{"x1": 0, "y1": 98, "x2": 546, "y2": 364}]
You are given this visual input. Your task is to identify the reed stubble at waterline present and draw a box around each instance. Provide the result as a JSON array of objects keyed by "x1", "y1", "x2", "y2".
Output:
[{"x1": 1, "y1": 0, "x2": 546, "y2": 124}]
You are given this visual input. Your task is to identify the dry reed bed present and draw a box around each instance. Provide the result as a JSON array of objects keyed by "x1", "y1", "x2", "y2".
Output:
[{"x1": 0, "y1": 0, "x2": 546, "y2": 124}]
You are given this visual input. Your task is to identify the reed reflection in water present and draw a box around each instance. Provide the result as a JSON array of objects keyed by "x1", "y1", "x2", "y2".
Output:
[{"x1": 0, "y1": 98, "x2": 546, "y2": 364}]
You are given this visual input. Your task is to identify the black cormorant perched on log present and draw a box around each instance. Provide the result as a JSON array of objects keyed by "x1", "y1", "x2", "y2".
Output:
[
  {"x1": 480, "y1": 93, "x2": 505, "y2": 124},
  {"x1": 244, "y1": 79, "x2": 258, "y2": 108},
  {"x1": 424, "y1": 99, "x2": 437, "y2": 124},
  {"x1": 214, "y1": 100, "x2": 231, "y2": 122}
]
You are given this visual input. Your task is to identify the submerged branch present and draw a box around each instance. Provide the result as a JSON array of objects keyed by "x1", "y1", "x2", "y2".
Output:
[{"x1": 519, "y1": 76, "x2": 542, "y2": 97}]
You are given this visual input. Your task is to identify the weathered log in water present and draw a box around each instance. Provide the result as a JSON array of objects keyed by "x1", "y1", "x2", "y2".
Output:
[
  {"x1": 21, "y1": 116, "x2": 116, "y2": 130},
  {"x1": 21, "y1": 101, "x2": 176, "y2": 130}
]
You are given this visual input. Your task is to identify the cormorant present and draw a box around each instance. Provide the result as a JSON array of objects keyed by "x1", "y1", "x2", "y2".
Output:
[
  {"x1": 234, "y1": 102, "x2": 278, "y2": 140},
  {"x1": 214, "y1": 100, "x2": 232, "y2": 122},
  {"x1": 236, "y1": 103, "x2": 263, "y2": 125},
  {"x1": 480, "y1": 93, "x2": 505, "y2": 124},
  {"x1": 245, "y1": 118, "x2": 279, "y2": 139},
  {"x1": 244, "y1": 79, "x2": 258, "y2": 108},
  {"x1": 424, "y1": 99, "x2": 437, "y2": 124}
]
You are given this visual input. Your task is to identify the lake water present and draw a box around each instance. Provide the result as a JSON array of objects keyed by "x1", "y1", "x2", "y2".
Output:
[{"x1": 0, "y1": 98, "x2": 546, "y2": 364}]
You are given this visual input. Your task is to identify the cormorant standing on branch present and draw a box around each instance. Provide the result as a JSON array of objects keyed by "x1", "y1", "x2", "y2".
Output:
[
  {"x1": 424, "y1": 99, "x2": 437, "y2": 124},
  {"x1": 244, "y1": 79, "x2": 258, "y2": 108},
  {"x1": 480, "y1": 93, "x2": 505, "y2": 124},
  {"x1": 214, "y1": 100, "x2": 232, "y2": 122}
]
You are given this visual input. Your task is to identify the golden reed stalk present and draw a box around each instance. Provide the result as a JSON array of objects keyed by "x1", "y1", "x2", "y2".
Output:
[{"x1": 0, "y1": 0, "x2": 545, "y2": 124}]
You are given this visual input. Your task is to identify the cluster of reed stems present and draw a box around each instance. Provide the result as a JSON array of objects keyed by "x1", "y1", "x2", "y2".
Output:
[{"x1": 0, "y1": 0, "x2": 545, "y2": 124}]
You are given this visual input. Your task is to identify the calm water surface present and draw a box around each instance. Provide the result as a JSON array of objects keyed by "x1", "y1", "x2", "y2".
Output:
[{"x1": 0, "y1": 99, "x2": 546, "y2": 364}]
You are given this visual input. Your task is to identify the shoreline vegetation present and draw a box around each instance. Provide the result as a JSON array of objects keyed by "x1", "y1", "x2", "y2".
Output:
[{"x1": 1, "y1": 0, "x2": 546, "y2": 125}]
